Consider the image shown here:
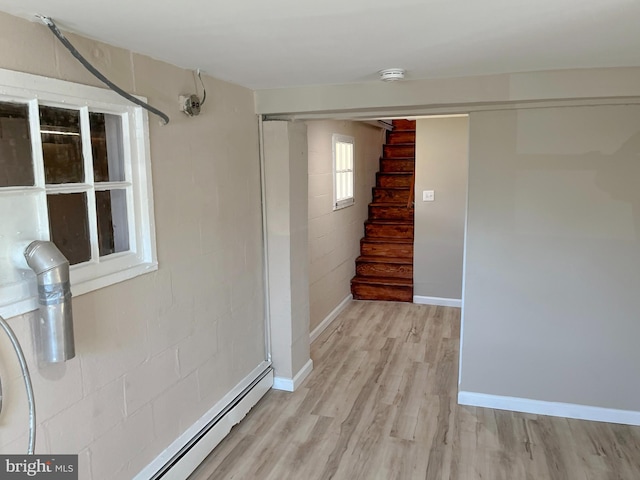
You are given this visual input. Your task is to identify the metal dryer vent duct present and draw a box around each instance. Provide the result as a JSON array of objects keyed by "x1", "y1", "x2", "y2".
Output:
[{"x1": 24, "y1": 241, "x2": 75, "y2": 363}]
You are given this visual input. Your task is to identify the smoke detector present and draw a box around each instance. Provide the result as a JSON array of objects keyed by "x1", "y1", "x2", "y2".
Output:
[{"x1": 379, "y1": 68, "x2": 406, "y2": 82}]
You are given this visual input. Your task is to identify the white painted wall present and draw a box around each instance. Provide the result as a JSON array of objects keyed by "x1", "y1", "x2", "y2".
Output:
[
  {"x1": 306, "y1": 120, "x2": 383, "y2": 332},
  {"x1": 0, "y1": 11, "x2": 265, "y2": 479},
  {"x1": 413, "y1": 117, "x2": 468, "y2": 301},
  {"x1": 263, "y1": 120, "x2": 312, "y2": 385},
  {"x1": 460, "y1": 105, "x2": 640, "y2": 414}
]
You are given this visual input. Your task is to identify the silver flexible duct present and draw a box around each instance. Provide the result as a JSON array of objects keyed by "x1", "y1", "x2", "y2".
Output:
[
  {"x1": 24, "y1": 241, "x2": 75, "y2": 363},
  {"x1": 0, "y1": 314, "x2": 36, "y2": 454}
]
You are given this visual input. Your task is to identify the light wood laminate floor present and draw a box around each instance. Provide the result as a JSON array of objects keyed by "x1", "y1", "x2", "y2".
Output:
[{"x1": 189, "y1": 301, "x2": 640, "y2": 480}]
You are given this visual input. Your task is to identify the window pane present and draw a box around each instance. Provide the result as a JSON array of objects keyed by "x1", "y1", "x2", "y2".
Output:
[
  {"x1": 0, "y1": 192, "x2": 47, "y2": 287},
  {"x1": 343, "y1": 172, "x2": 348, "y2": 199},
  {"x1": 0, "y1": 102, "x2": 34, "y2": 187},
  {"x1": 90, "y1": 112, "x2": 125, "y2": 182},
  {"x1": 96, "y1": 189, "x2": 129, "y2": 256},
  {"x1": 338, "y1": 172, "x2": 343, "y2": 200},
  {"x1": 47, "y1": 193, "x2": 91, "y2": 265},
  {"x1": 334, "y1": 139, "x2": 354, "y2": 206},
  {"x1": 40, "y1": 106, "x2": 84, "y2": 184}
]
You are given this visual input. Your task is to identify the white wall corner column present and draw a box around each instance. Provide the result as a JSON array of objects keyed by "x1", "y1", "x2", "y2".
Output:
[
  {"x1": 413, "y1": 116, "x2": 468, "y2": 302},
  {"x1": 262, "y1": 120, "x2": 313, "y2": 391}
]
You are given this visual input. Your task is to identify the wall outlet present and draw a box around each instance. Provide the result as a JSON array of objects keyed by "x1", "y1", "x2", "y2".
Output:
[{"x1": 423, "y1": 190, "x2": 435, "y2": 202}]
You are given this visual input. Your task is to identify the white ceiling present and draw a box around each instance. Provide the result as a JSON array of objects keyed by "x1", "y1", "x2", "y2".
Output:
[{"x1": 0, "y1": 0, "x2": 639, "y2": 90}]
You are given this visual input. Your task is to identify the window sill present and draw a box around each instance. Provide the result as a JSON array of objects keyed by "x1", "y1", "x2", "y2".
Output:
[
  {"x1": 333, "y1": 199, "x2": 355, "y2": 211},
  {"x1": 71, "y1": 260, "x2": 158, "y2": 297},
  {"x1": 0, "y1": 261, "x2": 158, "y2": 320}
]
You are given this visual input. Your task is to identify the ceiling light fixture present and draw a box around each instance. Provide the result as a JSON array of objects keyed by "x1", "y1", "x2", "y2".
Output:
[{"x1": 379, "y1": 68, "x2": 406, "y2": 82}]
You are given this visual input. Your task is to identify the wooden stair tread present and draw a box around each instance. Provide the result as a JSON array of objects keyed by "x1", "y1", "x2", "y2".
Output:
[
  {"x1": 356, "y1": 255, "x2": 412, "y2": 264},
  {"x1": 362, "y1": 236, "x2": 413, "y2": 244},
  {"x1": 392, "y1": 119, "x2": 416, "y2": 130},
  {"x1": 377, "y1": 172, "x2": 413, "y2": 187},
  {"x1": 351, "y1": 276, "x2": 413, "y2": 286},
  {"x1": 370, "y1": 202, "x2": 413, "y2": 207},
  {"x1": 365, "y1": 219, "x2": 413, "y2": 225},
  {"x1": 380, "y1": 159, "x2": 415, "y2": 173}
]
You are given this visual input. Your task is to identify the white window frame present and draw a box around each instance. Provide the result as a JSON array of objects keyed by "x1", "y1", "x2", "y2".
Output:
[
  {"x1": 332, "y1": 134, "x2": 355, "y2": 210},
  {"x1": 0, "y1": 68, "x2": 157, "y2": 319}
]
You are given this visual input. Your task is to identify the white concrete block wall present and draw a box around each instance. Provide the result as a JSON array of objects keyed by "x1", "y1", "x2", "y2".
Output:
[
  {"x1": 306, "y1": 120, "x2": 384, "y2": 332},
  {"x1": 263, "y1": 120, "x2": 311, "y2": 382},
  {"x1": 0, "y1": 11, "x2": 265, "y2": 480}
]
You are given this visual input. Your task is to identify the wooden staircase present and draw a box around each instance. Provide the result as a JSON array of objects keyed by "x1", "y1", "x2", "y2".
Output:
[{"x1": 351, "y1": 119, "x2": 415, "y2": 302}]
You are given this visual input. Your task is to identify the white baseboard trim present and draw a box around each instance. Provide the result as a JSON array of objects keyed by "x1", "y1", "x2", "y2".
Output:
[
  {"x1": 272, "y1": 358, "x2": 314, "y2": 392},
  {"x1": 458, "y1": 391, "x2": 640, "y2": 426},
  {"x1": 413, "y1": 295, "x2": 462, "y2": 308},
  {"x1": 310, "y1": 294, "x2": 352, "y2": 343},
  {"x1": 134, "y1": 361, "x2": 272, "y2": 480}
]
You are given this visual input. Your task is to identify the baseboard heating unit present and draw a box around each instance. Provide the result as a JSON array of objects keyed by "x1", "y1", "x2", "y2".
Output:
[{"x1": 135, "y1": 363, "x2": 273, "y2": 480}]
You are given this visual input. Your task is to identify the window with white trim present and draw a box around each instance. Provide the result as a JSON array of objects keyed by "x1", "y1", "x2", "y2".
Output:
[
  {"x1": 0, "y1": 68, "x2": 157, "y2": 319},
  {"x1": 332, "y1": 134, "x2": 355, "y2": 210}
]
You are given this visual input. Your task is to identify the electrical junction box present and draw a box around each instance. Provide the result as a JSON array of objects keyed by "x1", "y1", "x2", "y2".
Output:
[{"x1": 179, "y1": 94, "x2": 202, "y2": 116}]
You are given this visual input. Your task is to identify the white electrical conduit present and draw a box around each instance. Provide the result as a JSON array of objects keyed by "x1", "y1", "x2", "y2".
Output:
[
  {"x1": 258, "y1": 116, "x2": 272, "y2": 363},
  {"x1": 0, "y1": 314, "x2": 36, "y2": 454}
]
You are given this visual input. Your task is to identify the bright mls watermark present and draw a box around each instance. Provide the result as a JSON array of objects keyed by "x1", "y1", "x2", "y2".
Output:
[{"x1": 0, "y1": 455, "x2": 77, "y2": 479}]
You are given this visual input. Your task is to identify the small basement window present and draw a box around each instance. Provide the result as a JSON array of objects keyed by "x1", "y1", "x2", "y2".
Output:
[
  {"x1": 332, "y1": 134, "x2": 355, "y2": 210},
  {"x1": 0, "y1": 68, "x2": 157, "y2": 318}
]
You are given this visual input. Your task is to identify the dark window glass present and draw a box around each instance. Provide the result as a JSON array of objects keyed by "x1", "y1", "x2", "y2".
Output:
[
  {"x1": 40, "y1": 106, "x2": 84, "y2": 184},
  {"x1": 0, "y1": 102, "x2": 34, "y2": 187},
  {"x1": 96, "y1": 189, "x2": 129, "y2": 256},
  {"x1": 47, "y1": 193, "x2": 91, "y2": 265},
  {"x1": 90, "y1": 113, "x2": 125, "y2": 182}
]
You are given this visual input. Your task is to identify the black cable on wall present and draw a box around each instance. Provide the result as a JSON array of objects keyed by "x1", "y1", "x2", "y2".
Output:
[{"x1": 38, "y1": 15, "x2": 171, "y2": 125}]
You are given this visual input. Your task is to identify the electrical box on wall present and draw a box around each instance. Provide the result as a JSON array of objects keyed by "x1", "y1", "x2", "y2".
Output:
[{"x1": 179, "y1": 94, "x2": 202, "y2": 117}]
